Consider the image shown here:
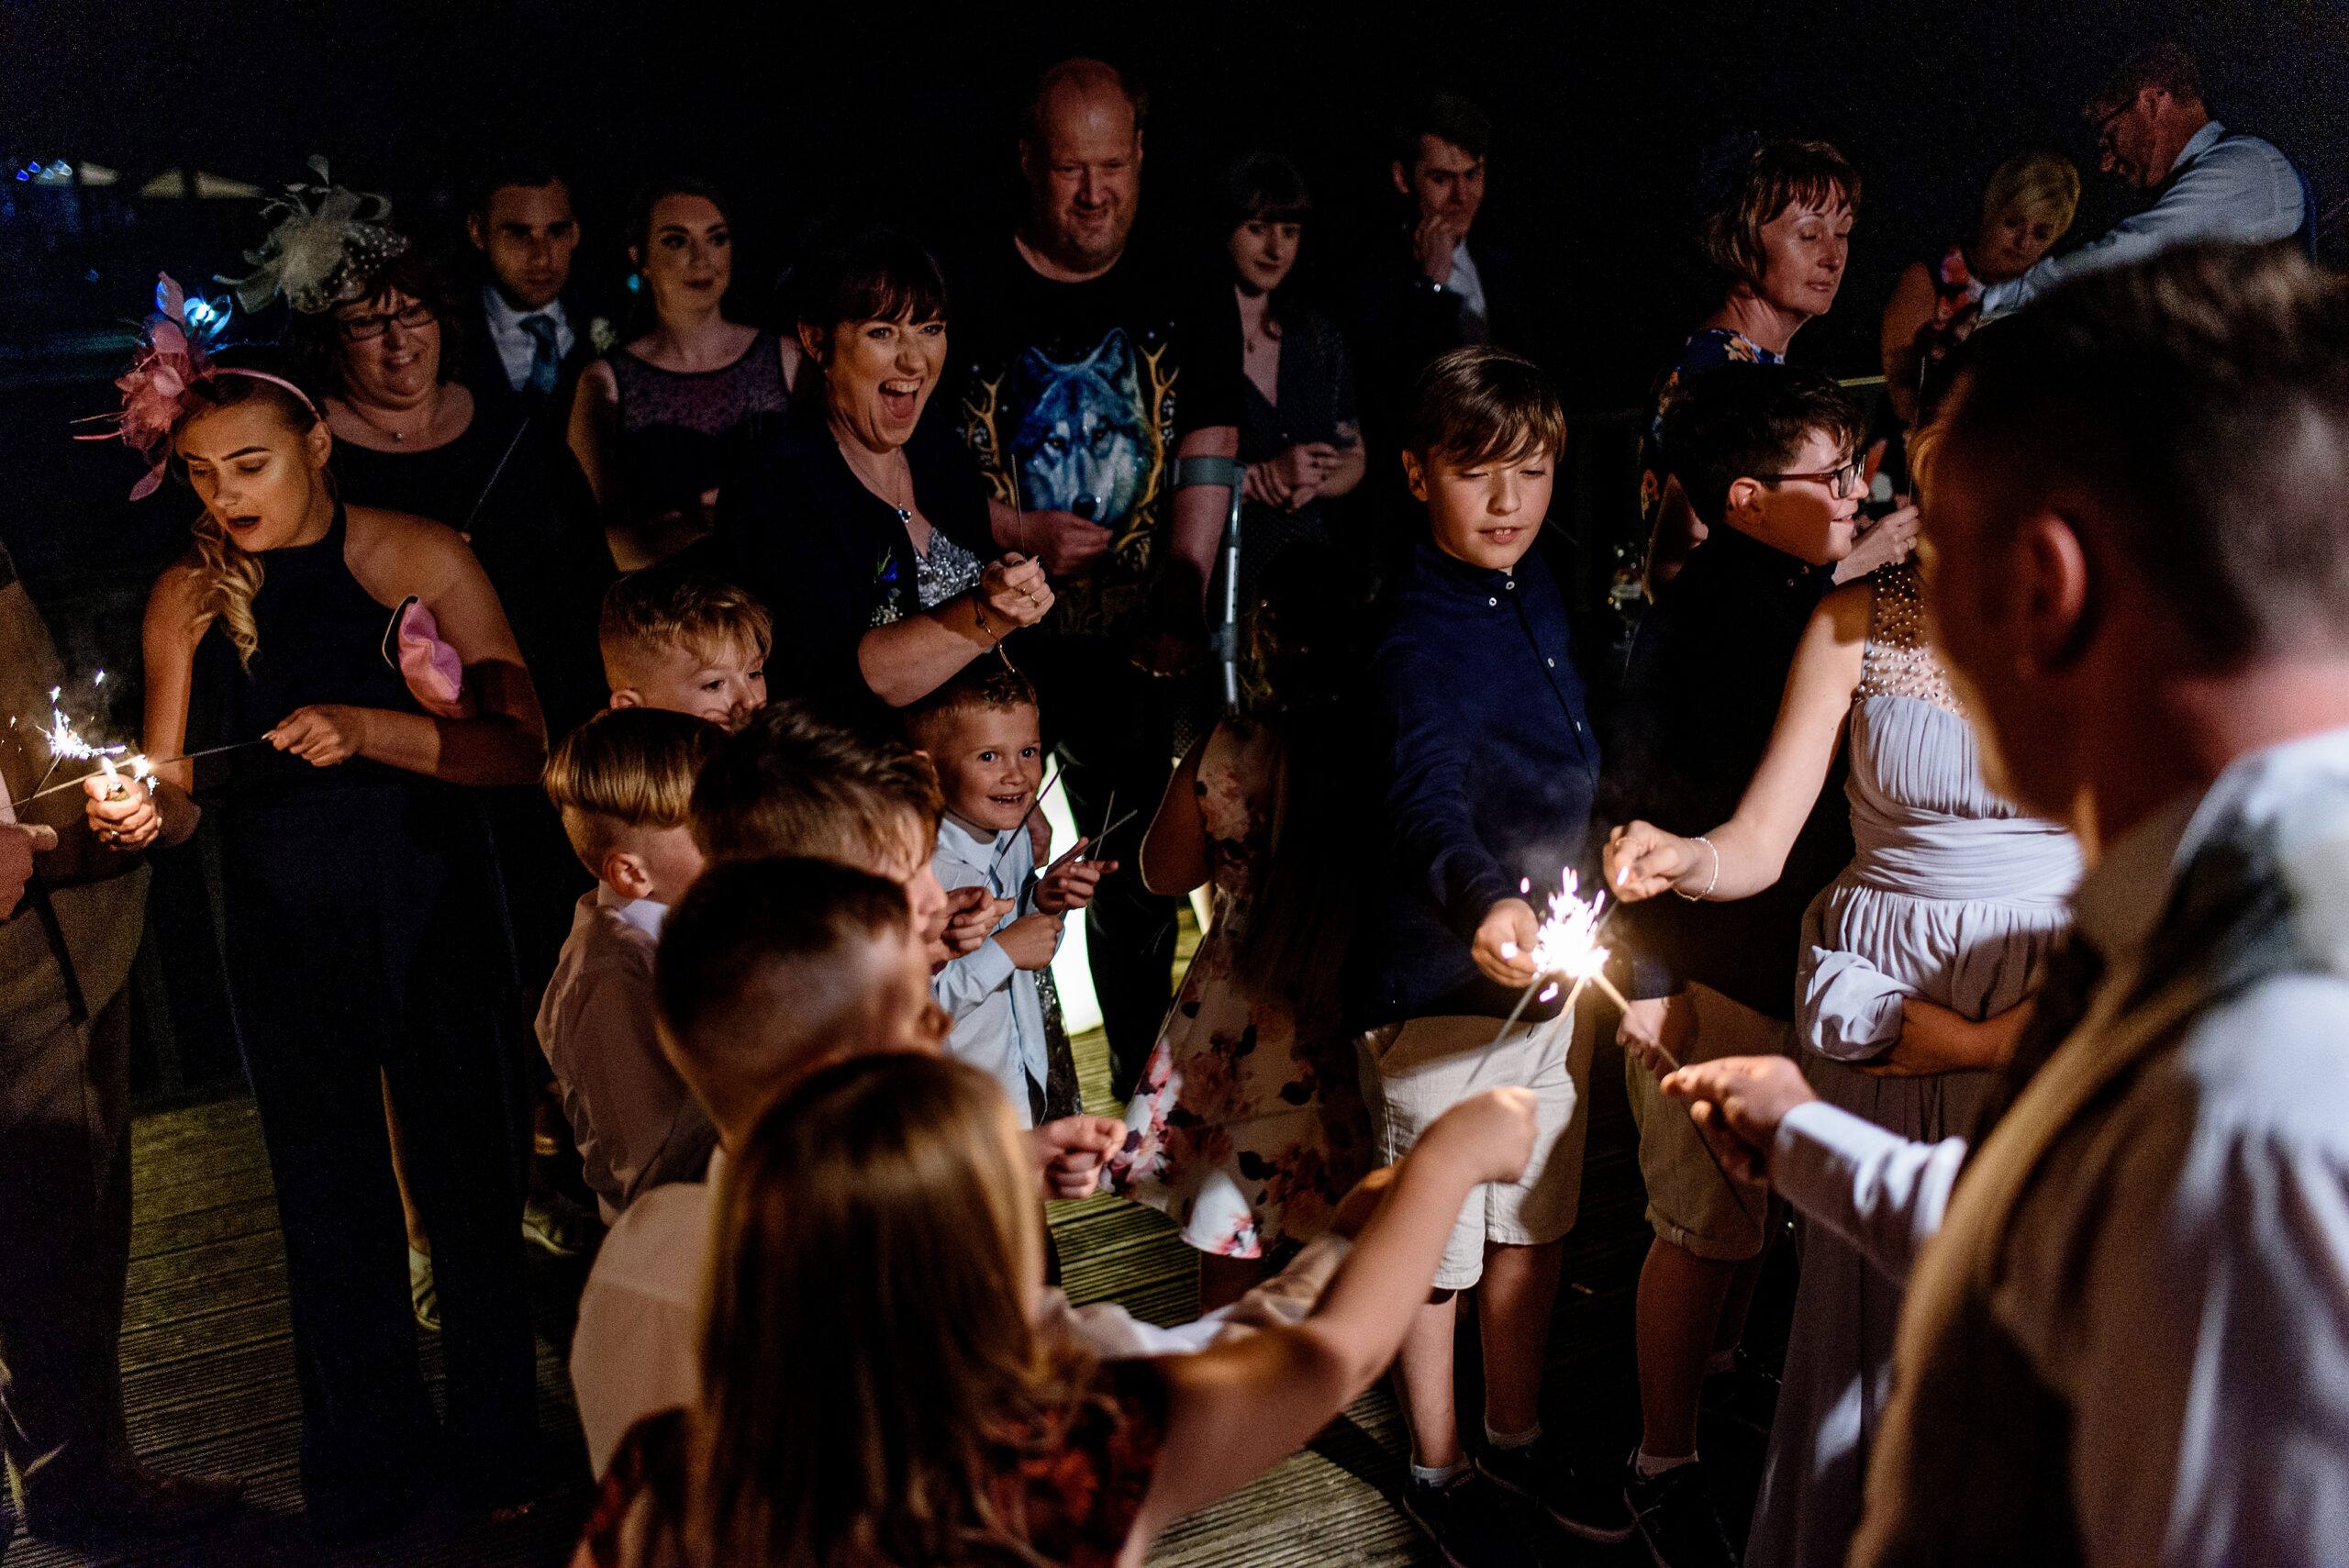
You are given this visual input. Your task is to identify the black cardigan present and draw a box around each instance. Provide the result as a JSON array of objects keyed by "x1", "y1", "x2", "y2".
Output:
[{"x1": 714, "y1": 402, "x2": 998, "y2": 721}]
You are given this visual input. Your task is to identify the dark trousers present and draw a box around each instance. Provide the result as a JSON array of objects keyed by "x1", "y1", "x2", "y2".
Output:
[
  {"x1": 225, "y1": 788, "x2": 538, "y2": 1527},
  {"x1": 0, "y1": 973, "x2": 133, "y2": 1537},
  {"x1": 1024, "y1": 637, "x2": 1186, "y2": 1099}
]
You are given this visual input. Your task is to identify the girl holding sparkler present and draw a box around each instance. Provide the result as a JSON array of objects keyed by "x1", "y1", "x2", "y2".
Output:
[{"x1": 86, "y1": 284, "x2": 546, "y2": 1540}]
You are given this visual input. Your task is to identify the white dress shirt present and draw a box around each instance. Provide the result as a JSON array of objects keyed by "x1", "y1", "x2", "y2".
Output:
[
  {"x1": 1980, "y1": 121, "x2": 2305, "y2": 319},
  {"x1": 569, "y1": 1147, "x2": 1353, "y2": 1477},
  {"x1": 1446, "y1": 239, "x2": 1489, "y2": 332},
  {"x1": 1776, "y1": 726, "x2": 2349, "y2": 1566},
  {"x1": 930, "y1": 816, "x2": 1059, "y2": 1127},
  {"x1": 534, "y1": 885, "x2": 715, "y2": 1223},
  {"x1": 480, "y1": 283, "x2": 576, "y2": 394}
]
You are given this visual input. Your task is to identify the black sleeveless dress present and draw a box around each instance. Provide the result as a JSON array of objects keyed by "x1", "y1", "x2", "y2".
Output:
[
  {"x1": 186, "y1": 507, "x2": 538, "y2": 1525},
  {"x1": 606, "y1": 328, "x2": 790, "y2": 523}
]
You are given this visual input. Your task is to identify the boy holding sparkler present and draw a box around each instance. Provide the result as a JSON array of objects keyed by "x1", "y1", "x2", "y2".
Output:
[
  {"x1": 903, "y1": 663, "x2": 1110, "y2": 1127},
  {"x1": 1601, "y1": 361, "x2": 1870, "y2": 1567},
  {"x1": 1351, "y1": 346, "x2": 1623, "y2": 1563}
]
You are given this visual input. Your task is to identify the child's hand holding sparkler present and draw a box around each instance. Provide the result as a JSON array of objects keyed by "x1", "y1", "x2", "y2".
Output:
[
  {"x1": 1474, "y1": 896, "x2": 1542, "y2": 987},
  {"x1": 1035, "y1": 846, "x2": 1115, "y2": 914}
]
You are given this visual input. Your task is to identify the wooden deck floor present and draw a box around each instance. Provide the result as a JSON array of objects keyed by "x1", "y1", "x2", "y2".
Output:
[{"x1": 6, "y1": 1019, "x2": 1775, "y2": 1568}]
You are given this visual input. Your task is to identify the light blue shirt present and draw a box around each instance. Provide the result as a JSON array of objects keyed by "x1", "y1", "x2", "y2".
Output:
[
  {"x1": 930, "y1": 816, "x2": 1061, "y2": 1127},
  {"x1": 1776, "y1": 724, "x2": 2349, "y2": 1565},
  {"x1": 481, "y1": 283, "x2": 576, "y2": 394},
  {"x1": 1980, "y1": 120, "x2": 2305, "y2": 320}
]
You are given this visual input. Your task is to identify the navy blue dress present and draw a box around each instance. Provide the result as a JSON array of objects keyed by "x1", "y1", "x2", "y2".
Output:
[{"x1": 185, "y1": 506, "x2": 537, "y2": 1526}]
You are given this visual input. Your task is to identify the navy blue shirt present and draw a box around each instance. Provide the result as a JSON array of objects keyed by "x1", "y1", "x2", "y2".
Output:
[
  {"x1": 1351, "y1": 536, "x2": 1600, "y2": 1029},
  {"x1": 1601, "y1": 524, "x2": 1853, "y2": 1018}
]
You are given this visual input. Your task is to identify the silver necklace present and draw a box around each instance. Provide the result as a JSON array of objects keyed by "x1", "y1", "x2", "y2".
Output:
[{"x1": 836, "y1": 436, "x2": 912, "y2": 525}]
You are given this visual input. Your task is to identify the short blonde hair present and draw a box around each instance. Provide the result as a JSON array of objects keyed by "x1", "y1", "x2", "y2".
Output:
[
  {"x1": 1981, "y1": 150, "x2": 2081, "y2": 241},
  {"x1": 544, "y1": 706, "x2": 726, "y2": 865},
  {"x1": 1700, "y1": 138, "x2": 1862, "y2": 291},
  {"x1": 599, "y1": 562, "x2": 773, "y2": 686}
]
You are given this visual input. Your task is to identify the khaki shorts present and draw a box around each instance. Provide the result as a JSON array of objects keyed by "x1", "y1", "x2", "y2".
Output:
[
  {"x1": 1356, "y1": 1008, "x2": 1596, "y2": 1291},
  {"x1": 1625, "y1": 983, "x2": 1789, "y2": 1262}
]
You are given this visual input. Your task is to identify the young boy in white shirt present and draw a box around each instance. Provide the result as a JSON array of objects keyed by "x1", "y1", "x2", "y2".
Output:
[
  {"x1": 904, "y1": 666, "x2": 1112, "y2": 1127},
  {"x1": 536, "y1": 706, "x2": 727, "y2": 1223}
]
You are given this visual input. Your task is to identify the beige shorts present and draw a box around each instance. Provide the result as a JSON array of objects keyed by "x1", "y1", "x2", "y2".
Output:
[
  {"x1": 1625, "y1": 983, "x2": 1789, "y2": 1262},
  {"x1": 1356, "y1": 1008, "x2": 1596, "y2": 1291}
]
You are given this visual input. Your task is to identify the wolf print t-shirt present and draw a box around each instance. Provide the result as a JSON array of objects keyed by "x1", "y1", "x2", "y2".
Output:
[{"x1": 952, "y1": 237, "x2": 1243, "y2": 640}]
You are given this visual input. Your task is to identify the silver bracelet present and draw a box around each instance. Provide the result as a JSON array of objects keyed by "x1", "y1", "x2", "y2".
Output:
[{"x1": 1675, "y1": 835, "x2": 1720, "y2": 901}]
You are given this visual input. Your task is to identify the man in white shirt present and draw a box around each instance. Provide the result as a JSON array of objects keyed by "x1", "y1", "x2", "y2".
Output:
[
  {"x1": 1979, "y1": 43, "x2": 2305, "y2": 319},
  {"x1": 1664, "y1": 241, "x2": 2349, "y2": 1566},
  {"x1": 463, "y1": 165, "x2": 593, "y2": 419}
]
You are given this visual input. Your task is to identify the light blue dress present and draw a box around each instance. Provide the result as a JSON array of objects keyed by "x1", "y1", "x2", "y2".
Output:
[{"x1": 1747, "y1": 565, "x2": 2082, "y2": 1568}]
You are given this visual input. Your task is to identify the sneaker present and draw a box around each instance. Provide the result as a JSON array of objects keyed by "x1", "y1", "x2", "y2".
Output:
[
  {"x1": 1398, "y1": 1467, "x2": 1568, "y2": 1568},
  {"x1": 1478, "y1": 1434, "x2": 1635, "y2": 1541},
  {"x1": 1700, "y1": 1350, "x2": 1781, "y2": 1439},
  {"x1": 409, "y1": 1245, "x2": 440, "y2": 1332},
  {"x1": 521, "y1": 1190, "x2": 596, "y2": 1256},
  {"x1": 1623, "y1": 1454, "x2": 1738, "y2": 1568}
]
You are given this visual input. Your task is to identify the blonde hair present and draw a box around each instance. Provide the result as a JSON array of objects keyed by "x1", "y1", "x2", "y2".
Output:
[
  {"x1": 176, "y1": 375, "x2": 323, "y2": 668},
  {"x1": 675, "y1": 1052, "x2": 1092, "y2": 1565},
  {"x1": 600, "y1": 562, "x2": 773, "y2": 686},
  {"x1": 1981, "y1": 150, "x2": 2081, "y2": 241},
  {"x1": 544, "y1": 706, "x2": 726, "y2": 866}
]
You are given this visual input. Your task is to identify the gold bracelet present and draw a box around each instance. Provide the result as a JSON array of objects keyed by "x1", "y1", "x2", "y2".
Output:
[{"x1": 970, "y1": 592, "x2": 997, "y2": 644}]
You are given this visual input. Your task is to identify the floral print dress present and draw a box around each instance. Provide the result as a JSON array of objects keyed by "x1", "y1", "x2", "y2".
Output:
[{"x1": 1109, "y1": 719, "x2": 1368, "y2": 1258}]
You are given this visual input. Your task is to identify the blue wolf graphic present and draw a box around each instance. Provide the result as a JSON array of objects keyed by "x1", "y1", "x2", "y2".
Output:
[{"x1": 1009, "y1": 328, "x2": 1152, "y2": 524}]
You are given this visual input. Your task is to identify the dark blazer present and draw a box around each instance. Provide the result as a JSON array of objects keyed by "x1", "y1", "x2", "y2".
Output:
[
  {"x1": 1341, "y1": 230, "x2": 1542, "y2": 454},
  {"x1": 459, "y1": 281, "x2": 605, "y2": 431}
]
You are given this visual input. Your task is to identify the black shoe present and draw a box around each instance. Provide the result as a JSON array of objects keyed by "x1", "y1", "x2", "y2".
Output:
[
  {"x1": 1399, "y1": 1467, "x2": 1572, "y2": 1568},
  {"x1": 1623, "y1": 1454, "x2": 1739, "y2": 1568},
  {"x1": 1478, "y1": 1435, "x2": 1636, "y2": 1542},
  {"x1": 1700, "y1": 1350, "x2": 1781, "y2": 1440}
]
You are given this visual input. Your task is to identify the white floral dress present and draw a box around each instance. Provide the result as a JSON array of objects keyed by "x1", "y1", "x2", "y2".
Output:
[{"x1": 1108, "y1": 719, "x2": 1368, "y2": 1257}]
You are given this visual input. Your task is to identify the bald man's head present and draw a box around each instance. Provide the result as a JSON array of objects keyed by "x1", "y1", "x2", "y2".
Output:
[{"x1": 1019, "y1": 58, "x2": 1144, "y2": 276}]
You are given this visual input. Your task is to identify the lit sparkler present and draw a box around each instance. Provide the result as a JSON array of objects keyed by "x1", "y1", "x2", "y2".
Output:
[
  {"x1": 1489, "y1": 869, "x2": 1632, "y2": 1048},
  {"x1": 39, "y1": 685, "x2": 128, "y2": 763}
]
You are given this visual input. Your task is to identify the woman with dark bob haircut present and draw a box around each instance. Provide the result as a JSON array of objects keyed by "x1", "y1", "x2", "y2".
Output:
[{"x1": 714, "y1": 228, "x2": 1054, "y2": 715}]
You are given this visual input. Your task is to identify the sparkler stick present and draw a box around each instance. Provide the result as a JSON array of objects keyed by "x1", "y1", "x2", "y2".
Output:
[
  {"x1": 988, "y1": 765, "x2": 1066, "y2": 875},
  {"x1": 9, "y1": 739, "x2": 275, "y2": 808}
]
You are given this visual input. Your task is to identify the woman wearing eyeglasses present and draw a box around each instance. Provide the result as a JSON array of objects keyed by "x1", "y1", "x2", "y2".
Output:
[{"x1": 1604, "y1": 438, "x2": 2079, "y2": 1564}]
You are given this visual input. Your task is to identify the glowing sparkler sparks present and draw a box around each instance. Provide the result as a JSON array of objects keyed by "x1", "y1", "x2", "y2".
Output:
[
  {"x1": 39, "y1": 685, "x2": 128, "y2": 763},
  {"x1": 1489, "y1": 869, "x2": 1633, "y2": 1048}
]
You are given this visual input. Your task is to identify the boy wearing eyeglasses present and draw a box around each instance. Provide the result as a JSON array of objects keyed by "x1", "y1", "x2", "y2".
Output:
[{"x1": 1598, "y1": 360, "x2": 1877, "y2": 1563}]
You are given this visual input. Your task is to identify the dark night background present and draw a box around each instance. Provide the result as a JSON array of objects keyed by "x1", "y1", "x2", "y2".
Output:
[{"x1": 3, "y1": 0, "x2": 2345, "y2": 726}]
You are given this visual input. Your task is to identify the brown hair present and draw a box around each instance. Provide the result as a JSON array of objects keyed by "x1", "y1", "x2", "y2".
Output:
[
  {"x1": 689, "y1": 702, "x2": 943, "y2": 870},
  {"x1": 2091, "y1": 42, "x2": 2203, "y2": 115},
  {"x1": 544, "y1": 706, "x2": 726, "y2": 867},
  {"x1": 1935, "y1": 242, "x2": 2349, "y2": 667},
  {"x1": 899, "y1": 663, "x2": 1039, "y2": 756},
  {"x1": 600, "y1": 562, "x2": 774, "y2": 685},
  {"x1": 289, "y1": 245, "x2": 469, "y2": 397},
  {"x1": 651, "y1": 856, "x2": 917, "y2": 1134},
  {"x1": 1698, "y1": 139, "x2": 1862, "y2": 290},
  {"x1": 1660, "y1": 361, "x2": 1865, "y2": 529},
  {"x1": 651, "y1": 1052, "x2": 1093, "y2": 1565},
  {"x1": 1403, "y1": 344, "x2": 1566, "y2": 469}
]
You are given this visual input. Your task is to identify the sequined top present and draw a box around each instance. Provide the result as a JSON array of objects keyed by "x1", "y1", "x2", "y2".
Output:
[
  {"x1": 911, "y1": 528, "x2": 986, "y2": 614},
  {"x1": 1854, "y1": 563, "x2": 1963, "y2": 717}
]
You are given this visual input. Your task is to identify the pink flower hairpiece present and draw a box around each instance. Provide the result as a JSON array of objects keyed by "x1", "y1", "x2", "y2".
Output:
[{"x1": 77, "y1": 273, "x2": 322, "y2": 500}]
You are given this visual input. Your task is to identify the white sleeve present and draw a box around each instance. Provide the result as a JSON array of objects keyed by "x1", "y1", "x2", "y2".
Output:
[
  {"x1": 930, "y1": 938, "x2": 1016, "y2": 1021},
  {"x1": 1057, "y1": 1236, "x2": 1355, "y2": 1359},
  {"x1": 1772, "y1": 1099, "x2": 1965, "y2": 1284},
  {"x1": 570, "y1": 1275, "x2": 698, "y2": 1479},
  {"x1": 1979, "y1": 138, "x2": 2304, "y2": 318}
]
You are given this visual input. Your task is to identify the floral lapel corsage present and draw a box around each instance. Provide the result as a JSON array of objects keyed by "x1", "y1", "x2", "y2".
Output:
[
  {"x1": 869, "y1": 545, "x2": 906, "y2": 628},
  {"x1": 589, "y1": 317, "x2": 618, "y2": 355}
]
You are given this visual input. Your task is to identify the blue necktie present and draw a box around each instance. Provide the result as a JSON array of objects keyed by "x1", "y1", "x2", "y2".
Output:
[{"x1": 518, "y1": 313, "x2": 561, "y2": 395}]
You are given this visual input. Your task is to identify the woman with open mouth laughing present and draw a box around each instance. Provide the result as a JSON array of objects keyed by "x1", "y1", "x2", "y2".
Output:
[{"x1": 717, "y1": 228, "x2": 1056, "y2": 719}]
